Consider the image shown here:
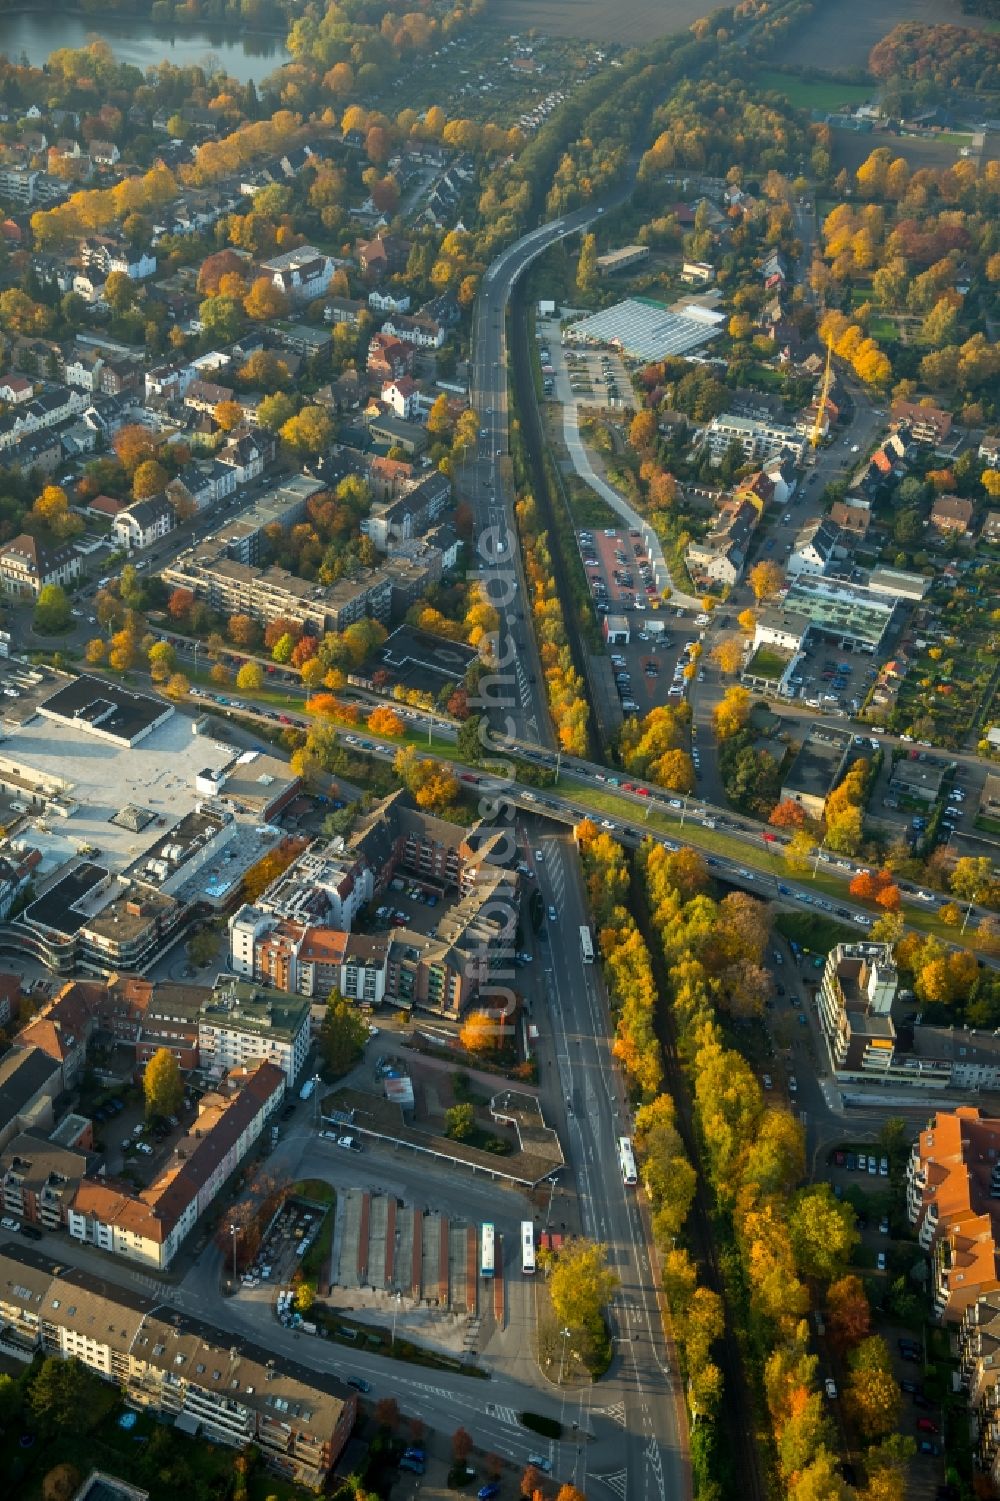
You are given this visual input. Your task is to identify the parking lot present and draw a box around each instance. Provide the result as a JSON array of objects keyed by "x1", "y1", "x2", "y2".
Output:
[
  {"x1": 537, "y1": 316, "x2": 630, "y2": 411},
  {"x1": 251, "y1": 1193, "x2": 331, "y2": 1296},
  {"x1": 577, "y1": 521, "x2": 718, "y2": 731},
  {"x1": 786, "y1": 636, "x2": 879, "y2": 718}
]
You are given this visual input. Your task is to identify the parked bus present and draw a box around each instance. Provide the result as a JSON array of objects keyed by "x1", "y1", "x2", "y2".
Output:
[
  {"x1": 580, "y1": 925, "x2": 594, "y2": 965},
  {"x1": 521, "y1": 1220, "x2": 535, "y2": 1276},
  {"x1": 481, "y1": 1222, "x2": 496, "y2": 1279},
  {"x1": 618, "y1": 1136, "x2": 638, "y2": 1187}
]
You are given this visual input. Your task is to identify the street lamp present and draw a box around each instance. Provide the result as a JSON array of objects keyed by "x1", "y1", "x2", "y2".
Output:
[
  {"x1": 557, "y1": 1326, "x2": 572, "y2": 1386},
  {"x1": 229, "y1": 1223, "x2": 239, "y2": 1285},
  {"x1": 390, "y1": 1291, "x2": 402, "y2": 1353}
]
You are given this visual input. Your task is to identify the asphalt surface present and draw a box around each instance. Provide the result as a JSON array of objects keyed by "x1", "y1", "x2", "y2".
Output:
[{"x1": 469, "y1": 208, "x2": 600, "y2": 748}]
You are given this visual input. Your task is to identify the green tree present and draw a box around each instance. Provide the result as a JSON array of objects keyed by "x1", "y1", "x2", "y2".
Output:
[
  {"x1": 33, "y1": 583, "x2": 71, "y2": 635},
  {"x1": 143, "y1": 1046, "x2": 184, "y2": 1121},
  {"x1": 148, "y1": 640, "x2": 175, "y2": 682},
  {"x1": 279, "y1": 405, "x2": 334, "y2": 456},
  {"x1": 444, "y1": 1102, "x2": 475, "y2": 1140},
  {"x1": 847, "y1": 1336, "x2": 901, "y2": 1440},
  {"x1": 548, "y1": 1238, "x2": 618, "y2": 1334},
  {"x1": 28, "y1": 1359, "x2": 96, "y2": 1437},
  {"x1": 257, "y1": 392, "x2": 296, "y2": 432},
  {"x1": 187, "y1": 927, "x2": 218, "y2": 968},
  {"x1": 319, "y1": 993, "x2": 368, "y2": 1076},
  {"x1": 788, "y1": 1184, "x2": 859, "y2": 1280},
  {"x1": 576, "y1": 232, "x2": 598, "y2": 299},
  {"x1": 236, "y1": 661, "x2": 265, "y2": 692}
]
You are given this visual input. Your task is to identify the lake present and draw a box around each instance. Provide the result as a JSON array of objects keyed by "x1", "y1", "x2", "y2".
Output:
[{"x1": 0, "y1": 12, "x2": 290, "y2": 83}]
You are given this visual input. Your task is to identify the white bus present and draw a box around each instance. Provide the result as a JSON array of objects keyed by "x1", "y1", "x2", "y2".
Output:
[
  {"x1": 481, "y1": 1222, "x2": 496, "y2": 1279},
  {"x1": 521, "y1": 1220, "x2": 535, "y2": 1276},
  {"x1": 580, "y1": 925, "x2": 594, "y2": 965},
  {"x1": 618, "y1": 1136, "x2": 638, "y2": 1187}
]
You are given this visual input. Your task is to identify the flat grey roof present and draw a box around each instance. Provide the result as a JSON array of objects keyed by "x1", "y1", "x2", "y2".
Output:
[{"x1": 2, "y1": 711, "x2": 234, "y2": 872}]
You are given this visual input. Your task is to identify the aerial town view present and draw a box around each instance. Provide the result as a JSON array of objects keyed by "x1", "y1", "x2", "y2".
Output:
[{"x1": 0, "y1": 0, "x2": 998, "y2": 1498}]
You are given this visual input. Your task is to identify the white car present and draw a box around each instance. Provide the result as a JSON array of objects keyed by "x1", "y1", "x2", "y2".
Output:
[{"x1": 825, "y1": 1379, "x2": 837, "y2": 1400}]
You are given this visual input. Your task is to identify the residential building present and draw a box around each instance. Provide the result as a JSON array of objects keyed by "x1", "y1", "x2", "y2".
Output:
[
  {"x1": 0, "y1": 384, "x2": 87, "y2": 451},
  {"x1": 0, "y1": 533, "x2": 81, "y2": 597},
  {"x1": 356, "y1": 234, "x2": 411, "y2": 280},
  {"x1": 960, "y1": 1293, "x2": 1000, "y2": 1490},
  {"x1": 229, "y1": 791, "x2": 519, "y2": 1017},
  {"x1": 113, "y1": 496, "x2": 175, "y2": 553},
  {"x1": 379, "y1": 312, "x2": 446, "y2": 349},
  {"x1": 0, "y1": 375, "x2": 33, "y2": 404},
  {"x1": 978, "y1": 434, "x2": 1000, "y2": 467},
  {"x1": 1, "y1": 1129, "x2": 88, "y2": 1231},
  {"x1": 68, "y1": 1061, "x2": 285, "y2": 1269},
  {"x1": 982, "y1": 511, "x2": 1000, "y2": 545},
  {"x1": 816, "y1": 941, "x2": 899, "y2": 1078},
  {"x1": 197, "y1": 979, "x2": 310, "y2": 1086},
  {"x1": 15, "y1": 980, "x2": 100, "y2": 1088},
  {"x1": 786, "y1": 517, "x2": 844, "y2": 577},
  {"x1": 259, "y1": 245, "x2": 335, "y2": 302},
  {"x1": 381, "y1": 375, "x2": 420, "y2": 421},
  {"x1": 829, "y1": 499, "x2": 871, "y2": 540},
  {"x1": 367, "y1": 333, "x2": 414, "y2": 381},
  {"x1": 907, "y1": 1108, "x2": 1000, "y2": 1322},
  {"x1": 680, "y1": 260, "x2": 714, "y2": 284},
  {"x1": 0, "y1": 1244, "x2": 356, "y2": 1486},
  {"x1": 162, "y1": 541, "x2": 392, "y2": 637},
  {"x1": 0, "y1": 165, "x2": 39, "y2": 204},
  {"x1": 891, "y1": 399, "x2": 953, "y2": 447},
  {"x1": 704, "y1": 411, "x2": 803, "y2": 464},
  {"x1": 686, "y1": 497, "x2": 758, "y2": 587},
  {"x1": 930, "y1": 494, "x2": 974, "y2": 536},
  {"x1": 325, "y1": 295, "x2": 367, "y2": 327}
]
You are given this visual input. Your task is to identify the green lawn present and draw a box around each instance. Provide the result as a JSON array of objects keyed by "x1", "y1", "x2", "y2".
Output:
[{"x1": 754, "y1": 70, "x2": 873, "y2": 113}]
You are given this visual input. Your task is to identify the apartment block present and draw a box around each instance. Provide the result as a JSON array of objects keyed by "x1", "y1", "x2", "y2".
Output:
[
  {"x1": 907, "y1": 1108, "x2": 1000, "y2": 1322},
  {"x1": 705, "y1": 411, "x2": 803, "y2": 465},
  {"x1": 0, "y1": 1245, "x2": 355, "y2": 1486},
  {"x1": 197, "y1": 980, "x2": 311, "y2": 1085},
  {"x1": 67, "y1": 1061, "x2": 284, "y2": 1269},
  {"x1": 227, "y1": 792, "x2": 520, "y2": 1017},
  {"x1": 960, "y1": 1294, "x2": 1000, "y2": 1490}
]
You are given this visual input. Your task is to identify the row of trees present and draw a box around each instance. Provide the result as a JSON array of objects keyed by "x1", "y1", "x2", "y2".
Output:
[
  {"x1": 574, "y1": 819, "x2": 727, "y2": 1433},
  {"x1": 514, "y1": 494, "x2": 589, "y2": 757},
  {"x1": 576, "y1": 822, "x2": 662, "y2": 1096},
  {"x1": 637, "y1": 838, "x2": 909, "y2": 1498}
]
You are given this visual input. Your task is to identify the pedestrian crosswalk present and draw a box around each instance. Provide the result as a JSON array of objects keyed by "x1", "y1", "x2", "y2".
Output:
[
  {"x1": 485, "y1": 1403, "x2": 519, "y2": 1426},
  {"x1": 598, "y1": 1401, "x2": 627, "y2": 1426},
  {"x1": 595, "y1": 1469, "x2": 628, "y2": 1499}
]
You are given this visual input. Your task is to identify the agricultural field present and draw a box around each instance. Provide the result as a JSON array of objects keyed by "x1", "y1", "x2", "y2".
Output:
[
  {"x1": 780, "y1": 0, "x2": 993, "y2": 72},
  {"x1": 490, "y1": 0, "x2": 709, "y2": 44},
  {"x1": 753, "y1": 69, "x2": 874, "y2": 113},
  {"x1": 829, "y1": 128, "x2": 984, "y2": 177}
]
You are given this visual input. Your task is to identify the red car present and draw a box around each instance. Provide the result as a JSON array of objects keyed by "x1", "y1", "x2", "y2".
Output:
[
  {"x1": 915, "y1": 1417, "x2": 939, "y2": 1434},
  {"x1": 636, "y1": 788, "x2": 650, "y2": 797}
]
